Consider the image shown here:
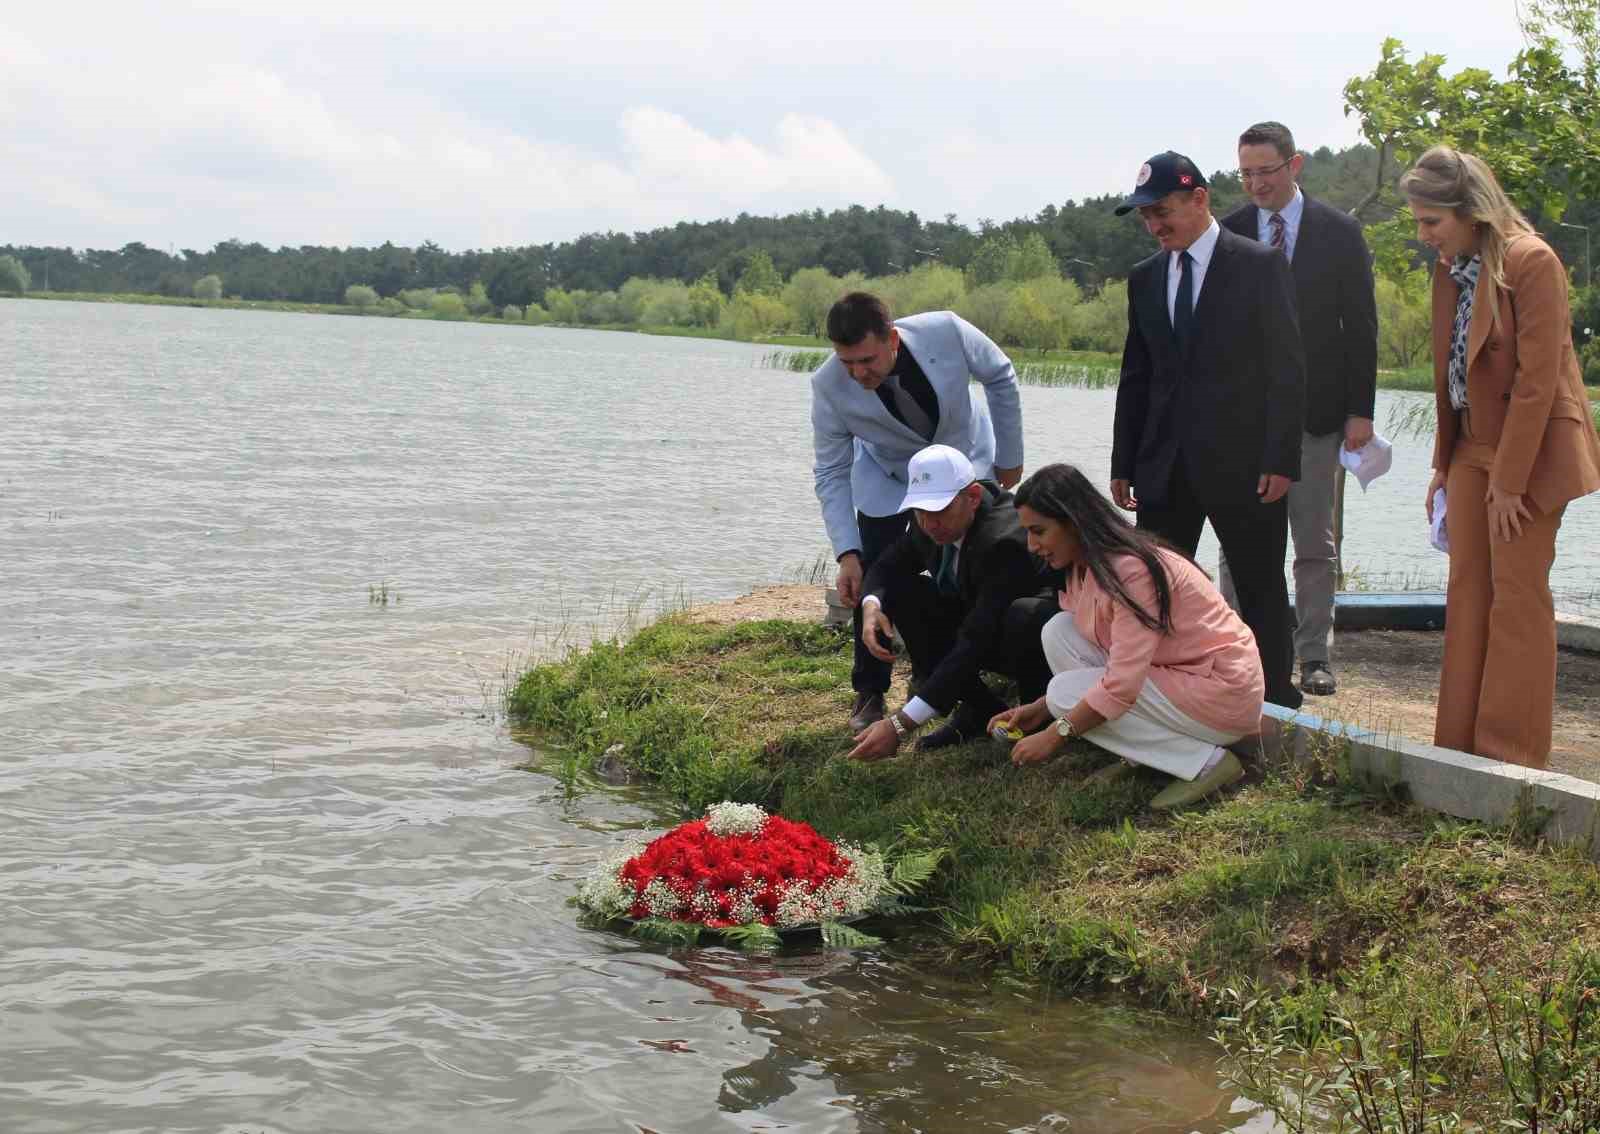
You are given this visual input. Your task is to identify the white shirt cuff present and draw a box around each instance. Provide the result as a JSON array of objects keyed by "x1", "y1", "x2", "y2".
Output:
[
  {"x1": 861, "y1": 594, "x2": 882, "y2": 611},
  {"x1": 901, "y1": 697, "x2": 937, "y2": 725}
]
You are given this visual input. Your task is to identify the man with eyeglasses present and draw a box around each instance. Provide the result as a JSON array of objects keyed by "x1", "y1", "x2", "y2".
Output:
[{"x1": 1219, "y1": 121, "x2": 1378, "y2": 697}]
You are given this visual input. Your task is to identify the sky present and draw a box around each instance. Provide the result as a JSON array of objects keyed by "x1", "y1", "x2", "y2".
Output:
[{"x1": 2, "y1": 1, "x2": 1527, "y2": 254}]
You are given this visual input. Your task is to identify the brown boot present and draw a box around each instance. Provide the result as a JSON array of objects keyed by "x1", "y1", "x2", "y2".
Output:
[{"x1": 848, "y1": 691, "x2": 885, "y2": 733}]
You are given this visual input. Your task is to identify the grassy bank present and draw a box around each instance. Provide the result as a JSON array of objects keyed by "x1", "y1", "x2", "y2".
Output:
[
  {"x1": 20, "y1": 290, "x2": 384, "y2": 317},
  {"x1": 510, "y1": 613, "x2": 1600, "y2": 1127},
  {"x1": 15, "y1": 289, "x2": 522, "y2": 323}
]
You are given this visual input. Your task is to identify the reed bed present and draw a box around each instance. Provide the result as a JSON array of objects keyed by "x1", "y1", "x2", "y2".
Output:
[{"x1": 758, "y1": 348, "x2": 1120, "y2": 389}]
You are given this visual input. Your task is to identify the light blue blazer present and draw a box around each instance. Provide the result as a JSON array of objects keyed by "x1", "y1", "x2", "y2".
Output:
[{"x1": 810, "y1": 311, "x2": 1023, "y2": 558}]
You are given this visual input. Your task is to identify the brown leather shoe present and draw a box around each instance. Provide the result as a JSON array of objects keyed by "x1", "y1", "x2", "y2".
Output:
[{"x1": 848, "y1": 691, "x2": 885, "y2": 733}]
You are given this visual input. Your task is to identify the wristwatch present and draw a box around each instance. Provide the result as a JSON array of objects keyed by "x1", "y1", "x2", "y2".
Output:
[
  {"x1": 1055, "y1": 716, "x2": 1076, "y2": 740},
  {"x1": 890, "y1": 712, "x2": 911, "y2": 740}
]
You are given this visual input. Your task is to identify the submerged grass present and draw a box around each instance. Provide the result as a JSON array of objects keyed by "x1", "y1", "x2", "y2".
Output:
[{"x1": 509, "y1": 613, "x2": 1600, "y2": 1125}]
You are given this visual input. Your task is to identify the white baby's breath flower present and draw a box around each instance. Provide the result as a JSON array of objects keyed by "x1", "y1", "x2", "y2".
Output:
[
  {"x1": 704, "y1": 801, "x2": 767, "y2": 838},
  {"x1": 576, "y1": 837, "x2": 648, "y2": 919}
]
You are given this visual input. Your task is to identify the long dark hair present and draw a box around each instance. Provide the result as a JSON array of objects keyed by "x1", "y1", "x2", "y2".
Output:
[{"x1": 1014, "y1": 463, "x2": 1178, "y2": 634}]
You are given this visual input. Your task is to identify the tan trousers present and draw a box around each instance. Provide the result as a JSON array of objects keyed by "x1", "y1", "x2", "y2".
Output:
[{"x1": 1436, "y1": 432, "x2": 1565, "y2": 767}]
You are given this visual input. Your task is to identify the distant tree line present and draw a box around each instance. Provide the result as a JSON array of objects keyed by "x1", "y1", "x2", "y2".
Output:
[
  {"x1": 6, "y1": 7, "x2": 1599, "y2": 379},
  {"x1": 3, "y1": 145, "x2": 1419, "y2": 306}
]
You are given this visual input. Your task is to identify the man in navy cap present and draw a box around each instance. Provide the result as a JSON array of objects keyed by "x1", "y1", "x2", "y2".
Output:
[{"x1": 1109, "y1": 150, "x2": 1307, "y2": 710}]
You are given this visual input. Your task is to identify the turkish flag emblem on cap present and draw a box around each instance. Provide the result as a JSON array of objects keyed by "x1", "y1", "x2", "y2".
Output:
[{"x1": 1179, "y1": 174, "x2": 1193, "y2": 186}]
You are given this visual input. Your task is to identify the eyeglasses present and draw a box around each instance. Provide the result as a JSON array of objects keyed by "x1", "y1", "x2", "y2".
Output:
[{"x1": 1238, "y1": 159, "x2": 1295, "y2": 181}]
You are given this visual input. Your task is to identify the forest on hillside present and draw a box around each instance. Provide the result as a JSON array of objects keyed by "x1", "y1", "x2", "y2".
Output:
[{"x1": 1, "y1": 144, "x2": 1455, "y2": 310}]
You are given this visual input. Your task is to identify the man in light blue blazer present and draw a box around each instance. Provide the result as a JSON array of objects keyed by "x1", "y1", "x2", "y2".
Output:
[{"x1": 811, "y1": 292, "x2": 1025, "y2": 731}]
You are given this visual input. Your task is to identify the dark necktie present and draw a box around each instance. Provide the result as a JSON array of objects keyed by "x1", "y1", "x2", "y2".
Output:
[
  {"x1": 1269, "y1": 212, "x2": 1287, "y2": 257},
  {"x1": 887, "y1": 375, "x2": 935, "y2": 440},
  {"x1": 1173, "y1": 250, "x2": 1194, "y2": 347},
  {"x1": 935, "y1": 544, "x2": 959, "y2": 595}
]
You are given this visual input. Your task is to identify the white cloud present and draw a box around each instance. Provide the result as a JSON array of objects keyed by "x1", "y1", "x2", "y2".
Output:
[
  {"x1": 620, "y1": 107, "x2": 894, "y2": 208},
  {"x1": 0, "y1": 0, "x2": 1533, "y2": 250}
]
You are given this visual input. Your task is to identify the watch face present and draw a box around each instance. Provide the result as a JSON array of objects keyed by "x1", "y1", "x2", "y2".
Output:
[{"x1": 1056, "y1": 718, "x2": 1072, "y2": 737}]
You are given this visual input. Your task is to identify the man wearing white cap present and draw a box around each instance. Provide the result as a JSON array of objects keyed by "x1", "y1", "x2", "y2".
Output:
[
  {"x1": 845, "y1": 444, "x2": 1054, "y2": 761},
  {"x1": 812, "y1": 291, "x2": 1024, "y2": 736}
]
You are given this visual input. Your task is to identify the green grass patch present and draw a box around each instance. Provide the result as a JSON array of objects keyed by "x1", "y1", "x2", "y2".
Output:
[{"x1": 509, "y1": 612, "x2": 1600, "y2": 1125}]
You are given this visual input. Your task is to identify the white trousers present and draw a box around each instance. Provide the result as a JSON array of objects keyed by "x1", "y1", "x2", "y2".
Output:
[{"x1": 1042, "y1": 614, "x2": 1245, "y2": 781}]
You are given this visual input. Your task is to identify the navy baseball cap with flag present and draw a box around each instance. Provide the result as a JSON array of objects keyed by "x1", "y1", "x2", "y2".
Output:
[{"x1": 1114, "y1": 151, "x2": 1209, "y2": 215}]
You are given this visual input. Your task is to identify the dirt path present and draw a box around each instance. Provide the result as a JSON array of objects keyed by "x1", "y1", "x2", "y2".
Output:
[{"x1": 688, "y1": 584, "x2": 1600, "y2": 782}]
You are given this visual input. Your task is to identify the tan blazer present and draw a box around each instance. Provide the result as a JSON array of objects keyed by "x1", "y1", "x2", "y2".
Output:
[{"x1": 1431, "y1": 233, "x2": 1600, "y2": 514}]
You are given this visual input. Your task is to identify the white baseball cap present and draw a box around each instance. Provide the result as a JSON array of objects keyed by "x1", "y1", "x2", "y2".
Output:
[{"x1": 899, "y1": 444, "x2": 976, "y2": 512}]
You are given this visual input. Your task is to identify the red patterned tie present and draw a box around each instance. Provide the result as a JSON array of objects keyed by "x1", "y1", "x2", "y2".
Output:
[{"x1": 1269, "y1": 212, "x2": 1287, "y2": 255}]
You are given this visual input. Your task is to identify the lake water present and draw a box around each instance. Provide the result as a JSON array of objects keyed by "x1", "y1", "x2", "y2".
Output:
[{"x1": 9, "y1": 297, "x2": 1588, "y2": 1132}]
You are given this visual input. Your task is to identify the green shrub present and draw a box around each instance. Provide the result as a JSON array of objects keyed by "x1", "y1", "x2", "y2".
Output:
[
  {"x1": 0, "y1": 254, "x2": 30, "y2": 294},
  {"x1": 429, "y1": 292, "x2": 468, "y2": 319},
  {"x1": 344, "y1": 284, "x2": 379, "y2": 308}
]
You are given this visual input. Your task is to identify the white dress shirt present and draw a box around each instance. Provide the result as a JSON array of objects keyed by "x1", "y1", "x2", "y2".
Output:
[
  {"x1": 1167, "y1": 217, "x2": 1222, "y2": 325},
  {"x1": 1255, "y1": 186, "x2": 1304, "y2": 263}
]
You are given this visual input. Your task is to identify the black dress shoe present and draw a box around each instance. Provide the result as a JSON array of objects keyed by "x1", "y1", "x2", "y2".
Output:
[
  {"x1": 849, "y1": 691, "x2": 885, "y2": 732},
  {"x1": 915, "y1": 718, "x2": 970, "y2": 752},
  {"x1": 1300, "y1": 661, "x2": 1337, "y2": 696},
  {"x1": 915, "y1": 707, "x2": 991, "y2": 752}
]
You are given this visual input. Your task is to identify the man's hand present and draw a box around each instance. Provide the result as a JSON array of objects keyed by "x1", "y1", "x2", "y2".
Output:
[
  {"x1": 847, "y1": 717, "x2": 901, "y2": 762},
  {"x1": 835, "y1": 552, "x2": 863, "y2": 607},
  {"x1": 1486, "y1": 485, "x2": 1532, "y2": 543},
  {"x1": 1425, "y1": 470, "x2": 1446, "y2": 523},
  {"x1": 861, "y1": 603, "x2": 897, "y2": 663},
  {"x1": 1344, "y1": 416, "x2": 1375, "y2": 452},
  {"x1": 1110, "y1": 479, "x2": 1138, "y2": 511},
  {"x1": 1258, "y1": 474, "x2": 1292, "y2": 504},
  {"x1": 994, "y1": 464, "x2": 1023, "y2": 490}
]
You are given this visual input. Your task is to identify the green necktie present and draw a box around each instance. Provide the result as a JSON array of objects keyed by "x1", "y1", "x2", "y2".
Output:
[{"x1": 935, "y1": 544, "x2": 959, "y2": 595}]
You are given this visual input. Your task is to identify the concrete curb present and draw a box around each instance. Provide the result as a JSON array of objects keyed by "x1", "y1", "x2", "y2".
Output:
[{"x1": 1255, "y1": 703, "x2": 1600, "y2": 858}]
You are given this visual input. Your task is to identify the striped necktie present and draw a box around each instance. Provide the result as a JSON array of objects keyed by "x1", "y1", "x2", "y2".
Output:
[{"x1": 1269, "y1": 212, "x2": 1287, "y2": 256}]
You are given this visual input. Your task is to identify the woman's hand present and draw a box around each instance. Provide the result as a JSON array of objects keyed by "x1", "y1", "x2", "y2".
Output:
[
  {"x1": 988, "y1": 697, "x2": 1050, "y2": 736},
  {"x1": 1486, "y1": 485, "x2": 1533, "y2": 543},
  {"x1": 1010, "y1": 728, "x2": 1065, "y2": 767},
  {"x1": 1424, "y1": 470, "x2": 1446, "y2": 523}
]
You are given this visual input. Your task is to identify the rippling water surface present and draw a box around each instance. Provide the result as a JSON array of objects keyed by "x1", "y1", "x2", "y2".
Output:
[{"x1": 12, "y1": 298, "x2": 1582, "y2": 1132}]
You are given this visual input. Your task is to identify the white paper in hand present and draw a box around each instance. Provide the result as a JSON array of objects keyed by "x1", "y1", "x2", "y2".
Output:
[
  {"x1": 1337, "y1": 433, "x2": 1394, "y2": 491},
  {"x1": 1429, "y1": 488, "x2": 1449, "y2": 554}
]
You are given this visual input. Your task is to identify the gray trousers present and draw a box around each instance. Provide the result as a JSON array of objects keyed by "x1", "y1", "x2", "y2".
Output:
[{"x1": 1220, "y1": 430, "x2": 1342, "y2": 666}]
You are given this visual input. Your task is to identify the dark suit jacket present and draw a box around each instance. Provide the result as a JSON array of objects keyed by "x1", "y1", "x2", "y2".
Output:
[
  {"x1": 1221, "y1": 195, "x2": 1378, "y2": 436},
  {"x1": 861, "y1": 482, "x2": 1048, "y2": 713},
  {"x1": 1112, "y1": 225, "x2": 1307, "y2": 506}
]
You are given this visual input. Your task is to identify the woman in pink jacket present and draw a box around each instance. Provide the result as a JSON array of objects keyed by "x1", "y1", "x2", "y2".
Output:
[{"x1": 988, "y1": 463, "x2": 1264, "y2": 809}]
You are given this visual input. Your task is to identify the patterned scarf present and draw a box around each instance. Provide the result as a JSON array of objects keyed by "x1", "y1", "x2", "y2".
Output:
[{"x1": 1446, "y1": 254, "x2": 1481, "y2": 411}]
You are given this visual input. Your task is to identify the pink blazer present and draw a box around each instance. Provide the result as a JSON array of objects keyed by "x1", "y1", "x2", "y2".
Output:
[{"x1": 1060, "y1": 550, "x2": 1264, "y2": 735}]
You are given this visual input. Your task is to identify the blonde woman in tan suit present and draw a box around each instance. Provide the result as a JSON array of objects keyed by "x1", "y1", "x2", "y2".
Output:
[{"x1": 1403, "y1": 146, "x2": 1600, "y2": 768}]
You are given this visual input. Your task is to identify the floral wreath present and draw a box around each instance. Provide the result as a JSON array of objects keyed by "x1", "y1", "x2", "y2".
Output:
[{"x1": 574, "y1": 802, "x2": 943, "y2": 949}]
